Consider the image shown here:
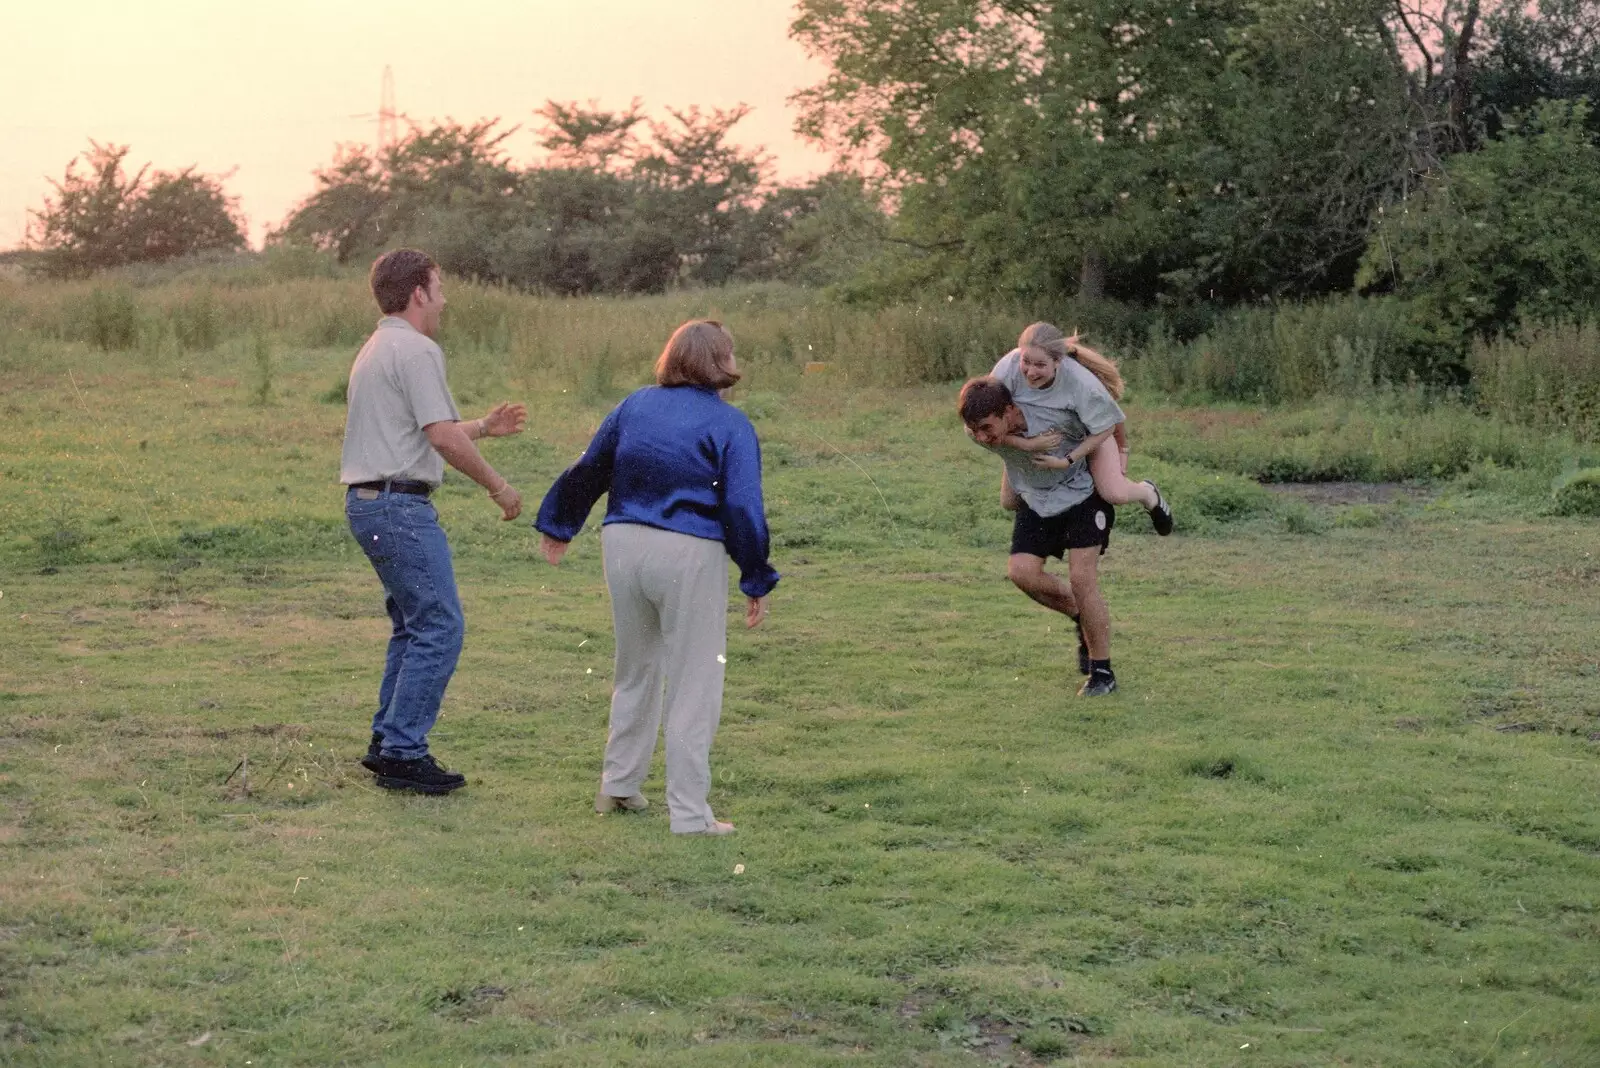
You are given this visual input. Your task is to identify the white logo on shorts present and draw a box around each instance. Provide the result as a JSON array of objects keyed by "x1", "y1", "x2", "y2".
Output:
[{"x1": 1095, "y1": 510, "x2": 1107, "y2": 530}]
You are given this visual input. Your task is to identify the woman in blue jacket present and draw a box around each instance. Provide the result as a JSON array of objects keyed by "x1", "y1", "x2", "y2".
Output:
[{"x1": 535, "y1": 320, "x2": 779, "y2": 836}]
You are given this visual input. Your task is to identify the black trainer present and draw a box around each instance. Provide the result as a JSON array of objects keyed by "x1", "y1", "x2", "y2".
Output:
[
  {"x1": 1078, "y1": 670, "x2": 1118, "y2": 697},
  {"x1": 360, "y1": 732, "x2": 384, "y2": 774},
  {"x1": 1073, "y1": 616, "x2": 1090, "y2": 675},
  {"x1": 374, "y1": 753, "x2": 466, "y2": 795},
  {"x1": 1146, "y1": 481, "x2": 1174, "y2": 537}
]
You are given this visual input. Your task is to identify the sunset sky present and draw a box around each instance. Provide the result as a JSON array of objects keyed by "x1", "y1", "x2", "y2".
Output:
[{"x1": 1, "y1": 0, "x2": 835, "y2": 249}]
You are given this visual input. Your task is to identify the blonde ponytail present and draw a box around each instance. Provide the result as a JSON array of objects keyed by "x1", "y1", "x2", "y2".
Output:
[{"x1": 1017, "y1": 321, "x2": 1124, "y2": 400}]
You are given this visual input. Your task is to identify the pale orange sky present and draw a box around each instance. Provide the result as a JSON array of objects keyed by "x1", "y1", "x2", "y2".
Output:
[{"x1": 1, "y1": 0, "x2": 836, "y2": 250}]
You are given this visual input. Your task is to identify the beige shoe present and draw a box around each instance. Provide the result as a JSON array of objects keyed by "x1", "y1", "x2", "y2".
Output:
[
  {"x1": 674, "y1": 820, "x2": 736, "y2": 836},
  {"x1": 594, "y1": 791, "x2": 649, "y2": 814}
]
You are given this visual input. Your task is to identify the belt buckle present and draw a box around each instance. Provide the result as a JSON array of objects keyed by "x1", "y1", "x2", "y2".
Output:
[{"x1": 355, "y1": 488, "x2": 380, "y2": 500}]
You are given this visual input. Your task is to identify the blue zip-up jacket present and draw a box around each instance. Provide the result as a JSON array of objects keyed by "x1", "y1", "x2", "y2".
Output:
[{"x1": 535, "y1": 385, "x2": 781, "y2": 599}]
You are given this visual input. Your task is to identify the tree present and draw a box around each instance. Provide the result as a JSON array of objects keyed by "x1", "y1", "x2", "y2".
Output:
[
  {"x1": 129, "y1": 168, "x2": 252, "y2": 264},
  {"x1": 535, "y1": 98, "x2": 645, "y2": 171},
  {"x1": 383, "y1": 121, "x2": 526, "y2": 280},
  {"x1": 273, "y1": 121, "x2": 524, "y2": 276},
  {"x1": 791, "y1": 0, "x2": 1415, "y2": 304},
  {"x1": 1373, "y1": 0, "x2": 1600, "y2": 153},
  {"x1": 275, "y1": 103, "x2": 842, "y2": 295},
  {"x1": 27, "y1": 142, "x2": 245, "y2": 277},
  {"x1": 1358, "y1": 101, "x2": 1600, "y2": 343},
  {"x1": 734, "y1": 173, "x2": 889, "y2": 285},
  {"x1": 1471, "y1": 0, "x2": 1600, "y2": 141},
  {"x1": 269, "y1": 147, "x2": 388, "y2": 264},
  {"x1": 634, "y1": 106, "x2": 772, "y2": 286}
]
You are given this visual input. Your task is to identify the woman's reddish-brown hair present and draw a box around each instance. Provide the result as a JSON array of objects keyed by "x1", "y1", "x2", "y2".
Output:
[{"x1": 655, "y1": 320, "x2": 739, "y2": 390}]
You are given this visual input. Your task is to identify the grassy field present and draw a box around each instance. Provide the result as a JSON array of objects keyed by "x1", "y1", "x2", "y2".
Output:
[{"x1": 1, "y1": 289, "x2": 1598, "y2": 1066}]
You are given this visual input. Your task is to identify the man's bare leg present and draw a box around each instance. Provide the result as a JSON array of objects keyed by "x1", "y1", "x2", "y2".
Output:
[
  {"x1": 1067, "y1": 546, "x2": 1109, "y2": 660},
  {"x1": 1007, "y1": 553, "x2": 1078, "y2": 618}
]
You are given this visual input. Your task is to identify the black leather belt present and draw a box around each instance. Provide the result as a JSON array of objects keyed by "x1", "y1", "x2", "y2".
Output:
[{"x1": 349, "y1": 480, "x2": 432, "y2": 496}]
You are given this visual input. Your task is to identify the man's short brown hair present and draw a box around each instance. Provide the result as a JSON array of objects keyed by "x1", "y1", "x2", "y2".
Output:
[
  {"x1": 370, "y1": 248, "x2": 439, "y2": 315},
  {"x1": 957, "y1": 376, "x2": 1014, "y2": 426},
  {"x1": 655, "y1": 320, "x2": 740, "y2": 390}
]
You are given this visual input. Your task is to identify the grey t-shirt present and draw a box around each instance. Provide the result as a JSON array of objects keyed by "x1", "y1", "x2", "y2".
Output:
[
  {"x1": 339, "y1": 317, "x2": 461, "y2": 487},
  {"x1": 985, "y1": 349, "x2": 1126, "y2": 517}
]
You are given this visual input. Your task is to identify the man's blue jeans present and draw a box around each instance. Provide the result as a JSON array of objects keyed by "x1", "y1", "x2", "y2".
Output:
[{"x1": 346, "y1": 488, "x2": 464, "y2": 761}]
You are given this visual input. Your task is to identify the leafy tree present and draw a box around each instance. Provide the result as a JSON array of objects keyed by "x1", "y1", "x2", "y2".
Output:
[
  {"x1": 384, "y1": 122, "x2": 526, "y2": 281},
  {"x1": 274, "y1": 121, "x2": 524, "y2": 276},
  {"x1": 129, "y1": 168, "x2": 251, "y2": 264},
  {"x1": 1471, "y1": 0, "x2": 1600, "y2": 141},
  {"x1": 1190, "y1": 0, "x2": 1415, "y2": 298},
  {"x1": 1358, "y1": 101, "x2": 1600, "y2": 344},
  {"x1": 1377, "y1": 0, "x2": 1492, "y2": 156},
  {"x1": 535, "y1": 98, "x2": 645, "y2": 171},
  {"x1": 269, "y1": 148, "x2": 388, "y2": 264},
  {"x1": 791, "y1": 0, "x2": 1414, "y2": 304},
  {"x1": 27, "y1": 142, "x2": 245, "y2": 277},
  {"x1": 634, "y1": 106, "x2": 771, "y2": 285},
  {"x1": 275, "y1": 103, "x2": 860, "y2": 294},
  {"x1": 735, "y1": 173, "x2": 889, "y2": 285},
  {"x1": 490, "y1": 165, "x2": 679, "y2": 295}
]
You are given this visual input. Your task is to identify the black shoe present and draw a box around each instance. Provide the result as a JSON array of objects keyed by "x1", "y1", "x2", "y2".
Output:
[
  {"x1": 1078, "y1": 670, "x2": 1118, "y2": 697},
  {"x1": 360, "y1": 732, "x2": 384, "y2": 774},
  {"x1": 1074, "y1": 617, "x2": 1090, "y2": 676},
  {"x1": 374, "y1": 753, "x2": 466, "y2": 795},
  {"x1": 1146, "y1": 481, "x2": 1174, "y2": 537}
]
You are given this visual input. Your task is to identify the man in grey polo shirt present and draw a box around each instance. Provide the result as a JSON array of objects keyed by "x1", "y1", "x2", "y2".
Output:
[
  {"x1": 341, "y1": 248, "x2": 526, "y2": 794},
  {"x1": 958, "y1": 359, "x2": 1124, "y2": 696}
]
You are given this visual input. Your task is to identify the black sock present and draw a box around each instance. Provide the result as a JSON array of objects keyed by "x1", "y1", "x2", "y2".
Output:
[{"x1": 1089, "y1": 658, "x2": 1113, "y2": 676}]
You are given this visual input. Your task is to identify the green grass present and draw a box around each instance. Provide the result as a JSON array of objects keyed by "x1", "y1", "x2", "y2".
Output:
[{"x1": 1, "y1": 303, "x2": 1598, "y2": 1066}]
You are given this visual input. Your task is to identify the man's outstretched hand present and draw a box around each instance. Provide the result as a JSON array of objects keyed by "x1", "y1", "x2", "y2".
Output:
[{"x1": 482, "y1": 402, "x2": 528, "y2": 437}]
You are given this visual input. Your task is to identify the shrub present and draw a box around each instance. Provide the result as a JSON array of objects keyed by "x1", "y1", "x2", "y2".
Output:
[
  {"x1": 1333, "y1": 505, "x2": 1385, "y2": 528},
  {"x1": 1553, "y1": 468, "x2": 1600, "y2": 516},
  {"x1": 38, "y1": 509, "x2": 90, "y2": 568},
  {"x1": 1020, "y1": 1029, "x2": 1069, "y2": 1058},
  {"x1": 79, "y1": 288, "x2": 140, "y2": 351},
  {"x1": 170, "y1": 290, "x2": 222, "y2": 350},
  {"x1": 1277, "y1": 500, "x2": 1329, "y2": 535},
  {"x1": 1192, "y1": 477, "x2": 1274, "y2": 522}
]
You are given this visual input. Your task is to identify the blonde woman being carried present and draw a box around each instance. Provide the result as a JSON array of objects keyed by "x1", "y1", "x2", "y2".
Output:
[{"x1": 997, "y1": 322, "x2": 1173, "y2": 536}]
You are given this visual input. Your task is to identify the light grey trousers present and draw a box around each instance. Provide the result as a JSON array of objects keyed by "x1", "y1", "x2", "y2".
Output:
[{"x1": 599, "y1": 523, "x2": 729, "y2": 833}]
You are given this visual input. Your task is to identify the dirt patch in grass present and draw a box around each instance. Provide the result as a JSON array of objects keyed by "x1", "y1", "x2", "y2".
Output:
[
  {"x1": 1148, "y1": 407, "x2": 1266, "y2": 431},
  {"x1": 1263, "y1": 481, "x2": 1432, "y2": 505}
]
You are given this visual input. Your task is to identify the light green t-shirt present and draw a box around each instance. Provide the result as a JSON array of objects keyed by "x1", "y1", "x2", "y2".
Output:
[
  {"x1": 339, "y1": 317, "x2": 461, "y2": 487},
  {"x1": 986, "y1": 349, "x2": 1125, "y2": 517}
]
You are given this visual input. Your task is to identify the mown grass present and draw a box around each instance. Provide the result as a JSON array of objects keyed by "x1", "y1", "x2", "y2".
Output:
[{"x1": 1, "y1": 289, "x2": 1598, "y2": 1066}]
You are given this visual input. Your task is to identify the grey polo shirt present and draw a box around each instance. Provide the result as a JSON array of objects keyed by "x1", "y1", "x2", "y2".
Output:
[
  {"x1": 985, "y1": 348, "x2": 1125, "y2": 517},
  {"x1": 339, "y1": 316, "x2": 461, "y2": 488}
]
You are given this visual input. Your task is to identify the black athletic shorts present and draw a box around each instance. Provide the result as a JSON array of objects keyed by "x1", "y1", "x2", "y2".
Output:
[{"x1": 1010, "y1": 493, "x2": 1115, "y2": 559}]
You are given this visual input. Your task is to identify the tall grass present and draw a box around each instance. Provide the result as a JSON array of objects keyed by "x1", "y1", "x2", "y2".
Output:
[
  {"x1": 1123, "y1": 296, "x2": 1456, "y2": 403},
  {"x1": 0, "y1": 274, "x2": 1029, "y2": 387},
  {"x1": 1137, "y1": 393, "x2": 1578, "y2": 483},
  {"x1": 1471, "y1": 322, "x2": 1600, "y2": 442},
  {"x1": 3, "y1": 261, "x2": 1596, "y2": 433}
]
